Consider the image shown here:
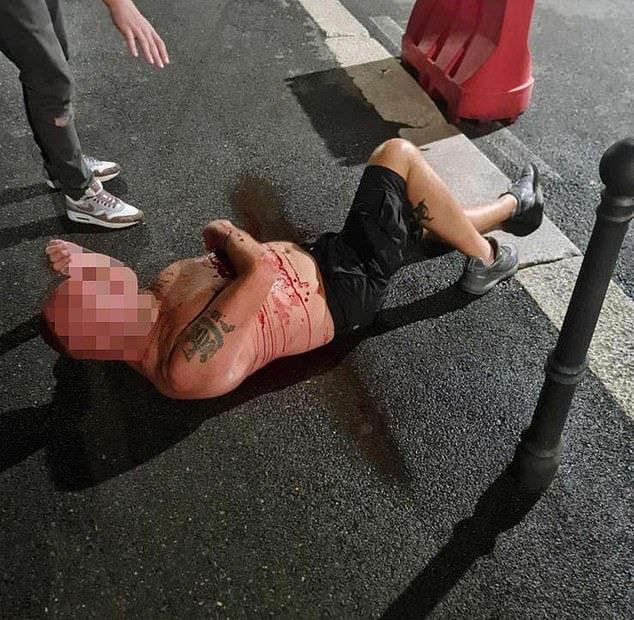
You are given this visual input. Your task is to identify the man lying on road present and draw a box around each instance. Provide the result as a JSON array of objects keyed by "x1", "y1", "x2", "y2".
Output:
[{"x1": 41, "y1": 138, "x2": 543, "y2": 399}]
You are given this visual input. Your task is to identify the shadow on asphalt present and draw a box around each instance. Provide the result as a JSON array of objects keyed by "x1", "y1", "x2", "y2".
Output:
[
  {"x1": 0, "y1": 215, "x2": 67, "y2": 250},
  {"x1": 0, "y1": 314, "x2": 40, "y2": 356},
  {"x1": 0, "y1": 283, "x2": 478, "y2": 491},
  {"x1": 0, "y1": 183, "x2": 50, "y2": 206},
  {"x1": 380, "y1": 466, "x2": 544, "y2": 619},
  {"x1": 286, "y1": 67, "x2": 413, "y2": 167},
  {"x1": 0, "y1": 178, "x2": 137, "y2": 250},
  {"x1": 0, "y1": 169, "x2": 475, "y2": 490}
]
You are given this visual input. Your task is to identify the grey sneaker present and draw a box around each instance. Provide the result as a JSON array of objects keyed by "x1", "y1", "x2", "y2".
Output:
[
  {"x1": 458, "y1": 237, "x2": 519, "y2": 295},
  {"x1": 501, "y1": 163, "x2": 544, "y2": 237},
  {"x1": 46, "y1": 155, "x2": 121, "y2": 189},
  {"x1": 65, "y1": 180, "x2": 143, "y2": 229}
]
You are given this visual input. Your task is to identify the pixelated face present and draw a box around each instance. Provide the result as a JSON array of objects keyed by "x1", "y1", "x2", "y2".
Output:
[{"x1": 45, "y1": 257, "x2": 157, "y2": 360}]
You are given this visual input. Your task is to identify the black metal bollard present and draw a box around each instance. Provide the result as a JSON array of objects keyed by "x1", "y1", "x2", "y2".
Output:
[{"x1": 512, "y1": 138, "x2": 634, "y2": 490}]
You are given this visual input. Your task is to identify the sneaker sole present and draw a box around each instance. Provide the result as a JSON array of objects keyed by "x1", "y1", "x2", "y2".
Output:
[
  {"x1": 46, "y1": 169, "x2": 121, "y2": 189},
  {"x1": 66, "y1": 208, "x2": 142, "y2": 229},
  {"x1": 458, "y1": 262, "x2": 519, "y2": 296}
]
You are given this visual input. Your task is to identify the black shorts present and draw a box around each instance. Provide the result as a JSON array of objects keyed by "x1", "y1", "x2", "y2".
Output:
[{"x1": 302, "y1": 165, "x2": 422, "y2": 334}]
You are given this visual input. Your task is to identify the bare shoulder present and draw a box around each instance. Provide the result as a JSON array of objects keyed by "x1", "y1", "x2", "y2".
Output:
[
  {"x1": 146, "y1": 257, "x2": 191, "y2": 294},
  {"x1": 165, "y1": 306, "x2": 249, "y2": 399},
  {"x1": 140, "y1": 256, "x2": 239, "y2": 395}
]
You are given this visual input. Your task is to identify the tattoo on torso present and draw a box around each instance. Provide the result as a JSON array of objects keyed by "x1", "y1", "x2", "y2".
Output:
[{"x1": 182, "y1": 308, "x2": 235, "y2": 363}]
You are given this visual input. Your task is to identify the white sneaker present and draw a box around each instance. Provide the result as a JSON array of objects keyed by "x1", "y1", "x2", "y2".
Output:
[
  {"x1": 65, "y1": 180, "x2": 144, "y2": 229},
  {"x1": 45, "y1": 155, "x2": 121, "y2": 189}
]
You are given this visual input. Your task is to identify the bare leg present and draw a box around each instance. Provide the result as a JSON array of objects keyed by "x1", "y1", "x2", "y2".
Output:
[
  {"x1": 462, "y1": 198, "x2": 517, "y2": 234},
  {"x1": 367, "y1": 139, "x2": 516, "y2": 263}
]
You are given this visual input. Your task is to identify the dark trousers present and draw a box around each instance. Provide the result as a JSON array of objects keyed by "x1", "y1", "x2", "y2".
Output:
[{"x1": 0, "y1": 0, "x2": 92, "y2": 197}]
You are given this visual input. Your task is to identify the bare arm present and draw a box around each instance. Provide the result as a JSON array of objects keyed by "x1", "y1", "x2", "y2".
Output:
[
  {"x1": 102, "y1": 0, "x2": 169, "y2": 68},
  {"x1": 167, "y1": 221, "x2": 279, "y2": 396}
]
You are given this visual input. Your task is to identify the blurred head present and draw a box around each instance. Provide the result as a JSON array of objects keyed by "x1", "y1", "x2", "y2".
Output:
[{"x1": 41, "y1": 257, "x2": 158, "y2": 361}]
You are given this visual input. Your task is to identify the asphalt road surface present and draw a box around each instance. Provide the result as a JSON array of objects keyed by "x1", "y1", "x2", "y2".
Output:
[
  {"x1": 342, "y1": 0, "x2": 634, "y2": 297},
  {"x1": 0, "y1": 1, "x2": 632, "y2": 618}
]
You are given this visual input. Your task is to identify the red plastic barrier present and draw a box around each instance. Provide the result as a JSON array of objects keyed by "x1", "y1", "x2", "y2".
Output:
[{"x1": 401, "y1": 0, "x2": 536, "y2": 123}]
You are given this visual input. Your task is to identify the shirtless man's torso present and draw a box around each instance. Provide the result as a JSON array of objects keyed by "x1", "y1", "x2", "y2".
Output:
[
  {"x1": 43, "y1": 222, "x2": 335, "y2": 400},
  {"x1": 42, "y1": 139, "x2": 541, "y2": 401},
  {"x1": 133, "y1": 241, "x2": 335, "y2": 399}
]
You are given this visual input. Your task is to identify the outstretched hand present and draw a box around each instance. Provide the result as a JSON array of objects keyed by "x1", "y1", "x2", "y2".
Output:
[
  {"x1": 45, "y1": 239, "x2": 83, "y2": 276},
  {"x1": 105, "y1": 0, "x2": 169, "y2": 69}
]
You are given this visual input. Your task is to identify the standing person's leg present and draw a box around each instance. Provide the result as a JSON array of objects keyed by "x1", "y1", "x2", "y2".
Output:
[
  {"x1": 40, "y1": 0, "x2": 122, "y2": 188},
  {"x1": 0, "y1": 0, "x2": 142, "y2": 228},
  {"x1": 0, "y1": 0, "x2": 92, "y2": 196},
  {"x1": 45, "y1": 0, "x2": 70, "y2": 60}
]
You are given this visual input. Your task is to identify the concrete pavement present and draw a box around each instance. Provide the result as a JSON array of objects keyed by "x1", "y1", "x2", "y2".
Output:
[{"x1": 0, "y1": 0, "x2": 632, "y2": 618}]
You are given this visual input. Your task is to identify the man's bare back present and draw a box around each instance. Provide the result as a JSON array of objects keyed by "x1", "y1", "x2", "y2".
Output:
[{"x1": 134, "y1": 241, "x2": 335, "y2": 399}]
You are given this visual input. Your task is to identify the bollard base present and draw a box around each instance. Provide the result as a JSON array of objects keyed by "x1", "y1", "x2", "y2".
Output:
[{"x1": 510, "y1": 440, "x2": 561, "y2": 491}]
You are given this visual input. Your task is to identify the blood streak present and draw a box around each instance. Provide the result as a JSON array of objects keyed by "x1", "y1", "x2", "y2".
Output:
[
  {"x1": 255, "y1": 250, "x2": 314, "y2": 365},
  {"x1": 257, "y1": 306, "x2": 271, "y2": 365},
  {"x1": 207, "y1": 250, "x2": 236, "y2": 279},
  {"x1": 264, "y1": 300, "x2": 276, "y2": 364},
  {"x1": 277, "y1": 252, "x2": 312, "y2": 348},
  {"x1": 270, "y1": 294, "x2": 288, "y2": 352}
]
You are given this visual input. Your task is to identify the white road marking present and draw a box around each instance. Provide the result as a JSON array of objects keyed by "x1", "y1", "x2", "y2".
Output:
[
  {"x1": 296, "y1": 0, "x2": 634, "y2": 419},
  {"x1": 517, "y1": 259, "x2": 634, "y2": 418},
  {"x1": 299, "y1": 0, "x2": 391, "y2": 66},
  {"x1": 369, "y1": 15, "x2": 404, "y2": 51}
]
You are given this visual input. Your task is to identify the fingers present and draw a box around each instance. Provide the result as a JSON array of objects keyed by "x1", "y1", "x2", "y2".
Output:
[
  {"x1": 45, "y1": 239, "x2": 80, "y2": 276},
  {"x1": 113, "y1": 4, "x2": 169, "y2": 69},
  {"x1": 48, "y1": 254, "x2": 71, "y2": 276},
  {"x1": 45, "y1": 241, "x2": 71, "y2": 275},
  {"x1": 125, "y1": 29, "x2": 138, "y2": 59},
  {"x1": 45, "y1": 239, "x2": 69, "y2": 257},
  {"x1": 145, "y1": 27, "x2": 166, "y2": 68},
  {"x1": 154, "y1": 32, "x2": 169, "y2": 66},
  {"x1": 129, "y1": 25, "x2": 168, "y2": 69},
  {"x1": 137, "y1": 27, "x2": 155, "y2": 67},
  {"x1": 46, "y1": 246, "x2": 70, "y2": 261},
  {"x1": 52, "y1": 258, "x2": 71, "y2": 276}
]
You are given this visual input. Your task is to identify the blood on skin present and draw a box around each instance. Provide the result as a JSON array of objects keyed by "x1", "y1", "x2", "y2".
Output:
[
  {"x1": 207, "y1": 250, "x2": 236, "y2": 279},
  {"x1": 254, "y1": 250, "x2": 314, "y2": 362},
  {"x1": 277, "y1": 252, "x2": 312, "y2": 347},
  {"x1": 264, "y1": 301, "x2": 275, "y2": 364},
  {"x1": 257, "y1": 307, "x2": 272, "y2": 364},
  {"x1": 270, "y1": 294, "x2": 289, "y2": 352}
]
